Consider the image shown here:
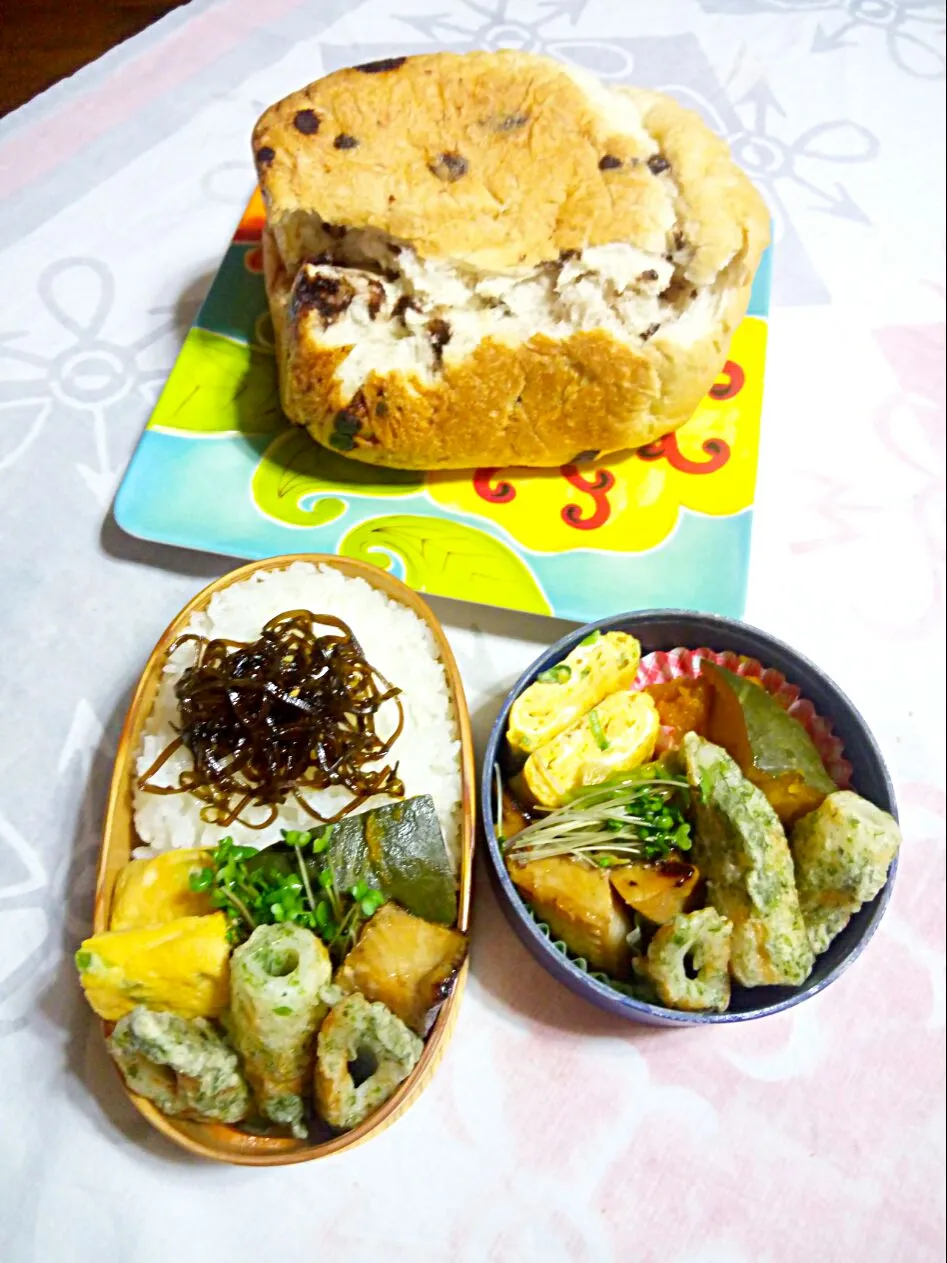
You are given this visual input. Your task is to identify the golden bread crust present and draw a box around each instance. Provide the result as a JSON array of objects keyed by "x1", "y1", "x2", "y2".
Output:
[
  {"x1": 256, "y1": 51, "x2": 686, "y2": 271},
  {"x1": 265, "y1": 230, "x2": 755, "y2": 470},
  {"x1": 622, "y1": 87, "x2": 771, "y2": 287}
]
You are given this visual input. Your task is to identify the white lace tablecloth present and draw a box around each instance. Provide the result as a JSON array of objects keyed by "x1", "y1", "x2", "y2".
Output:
[{"x1": 0, "y1": 3, "x2": 944, "y2": 1260}]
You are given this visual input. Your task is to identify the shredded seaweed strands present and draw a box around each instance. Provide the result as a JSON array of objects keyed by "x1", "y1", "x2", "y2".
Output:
[{"x1": 137, "y1": 610, "x2": 405, "y2": 828}]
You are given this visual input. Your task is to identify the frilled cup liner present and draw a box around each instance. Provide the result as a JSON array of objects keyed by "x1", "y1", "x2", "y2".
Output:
[{"x1": 632, "y1": 646, "x2": 852, "y2": 790}]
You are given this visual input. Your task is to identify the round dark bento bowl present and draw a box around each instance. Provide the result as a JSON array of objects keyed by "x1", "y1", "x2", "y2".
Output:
[{"x1": 481, "y1": 610, "x2": 898, "y2": 1027}]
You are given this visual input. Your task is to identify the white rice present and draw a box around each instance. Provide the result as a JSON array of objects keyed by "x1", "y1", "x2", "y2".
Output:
[{"x1": 133, "y1": 562, "x2": 462, "y2": 867}]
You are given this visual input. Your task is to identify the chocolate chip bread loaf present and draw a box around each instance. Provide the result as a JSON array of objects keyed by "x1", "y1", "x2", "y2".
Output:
[{"x1": 253, "y1": 51, "x2": 769, "y2": 470}]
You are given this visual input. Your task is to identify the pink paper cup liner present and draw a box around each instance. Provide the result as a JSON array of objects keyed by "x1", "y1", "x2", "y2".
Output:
[{"x1": 633, "y1": 646, "x2": 852, "y2": 789}]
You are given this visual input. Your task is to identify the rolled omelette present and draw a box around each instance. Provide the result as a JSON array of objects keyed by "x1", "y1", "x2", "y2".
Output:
[
  {"x1": 507, "y1": 631, "x2": 641, "y2": 758},
  {"x1": 229, "y1": 922, "x2": 332, "y2": 1138},
  {"x1": 517, "y1": 689, "x2": 659, "y2": 808}
]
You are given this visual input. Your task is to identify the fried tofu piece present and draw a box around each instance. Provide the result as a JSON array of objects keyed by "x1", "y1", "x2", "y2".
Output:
[
  {"x1": 508, "y1": 855, "x2": 633, "y2": 977},
  {"x1": 334, "y1": 903, "x2": 468, "y2": 1035},
  {"x1": 790, "y1": 791, "x2": 901, "y2": 955},
  {"x1": 682, "y1": 732, "x2": 813, "y2": 988}
]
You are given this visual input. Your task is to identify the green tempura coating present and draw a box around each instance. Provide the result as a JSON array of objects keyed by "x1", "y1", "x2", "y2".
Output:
[
  {"x1": 643, "y1": 907, "x2": 733, "y2": 1012},
  {"x1": 315, "y1": 993, "x2": 423, "y2": 1131},
  {"x1": 683, "y1": 732, "x2": 814, "y2": 988},
  {"x1": 229, "y1": 923, "x2": 333, "y2": 1138},
  {"x1": 108, "y1": 1006, "x2": 250, "y2": 1123},
  {"x1": 791, "y1": 790, "x2": 901, "y2": 954}
]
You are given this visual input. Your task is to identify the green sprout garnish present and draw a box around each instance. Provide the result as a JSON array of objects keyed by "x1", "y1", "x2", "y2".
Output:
[
  {"x1": 311, "y1": 827, "x2": 332, "y2": 854},
  {"x1": 192, "y1": 833, "x2": 385, "y2": 963},
  {"x1": 580, "y1": 630, "x2": 601, "y2": 647},
  {"x1": 503, "y1": 763, "x2": 693, "y2": 867}
]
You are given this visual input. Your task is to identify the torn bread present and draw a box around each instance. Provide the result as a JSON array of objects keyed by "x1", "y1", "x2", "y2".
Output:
[{"x1": 253, "y1": 50, "x2": 770, "y2": 470}]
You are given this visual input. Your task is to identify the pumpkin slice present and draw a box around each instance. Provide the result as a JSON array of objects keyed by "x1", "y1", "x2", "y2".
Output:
[
  {"x1": 705, "y1": 663, "x2": 836, "y2": 827},
  {"x1": 246, "y1": 794, "x2": 458, "y2": 928},
  {"x1": 644, "y1": 677, "x2": 713, "y2": 748},
  {"x1": 326, "y1": 794, "x2": 458, "y2": 926}
]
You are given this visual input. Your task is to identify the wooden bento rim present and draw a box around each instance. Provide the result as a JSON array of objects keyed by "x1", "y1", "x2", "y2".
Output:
[{"x1": 92, "y1": 553, "x2": 476, "y2": 1165}]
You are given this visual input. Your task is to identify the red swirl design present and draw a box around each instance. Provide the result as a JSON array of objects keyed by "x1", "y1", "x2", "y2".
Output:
[
  {"x1": 636, "y1": 432, "x2": 730, "y2": 475},
  {"x1": 709, "y1": 359, "x2": 745, "y2": 400},
  {"x1": 473, "y1": 468, "x2": 516, "y2": 504},
  {"x1": 560, "y1": 465, "x2": 615, "y2": 530}
]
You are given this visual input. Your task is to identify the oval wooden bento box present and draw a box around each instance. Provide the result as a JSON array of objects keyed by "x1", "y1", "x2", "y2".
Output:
[{"x1": 92, "y1": 554, "x2": 476, "y2": 1165}]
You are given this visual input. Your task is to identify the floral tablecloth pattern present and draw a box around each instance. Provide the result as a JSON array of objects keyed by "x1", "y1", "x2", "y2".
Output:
[{"x1": 0, "y1": 3, "x2": 944, "y2": 1261}]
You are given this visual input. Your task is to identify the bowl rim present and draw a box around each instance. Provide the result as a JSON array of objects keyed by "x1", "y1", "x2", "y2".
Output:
[
  {"x1": 480, "y1": 608, "x2": 898, "y2": 1026},
  {"x1": 94, "y1": 552, "x2": 476, "y2": 1162}
]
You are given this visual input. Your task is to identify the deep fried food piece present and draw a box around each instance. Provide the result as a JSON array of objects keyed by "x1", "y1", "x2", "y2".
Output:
[
  {"x1": 791, "y1": 791, "x2": 901, "y2": 954},
  {"x1": 229, "y1": 923, "x2": 332, "y2": 1138},
  {"x1": 641, "y1": 907, "x2": 732, "y2": 1012},
  {"x1": 108, "y1": 1006, "x2": 249, "y2": 1123},
  {"x1": 683, "y1": 732, "x2": 813, "y2": 987},
  {"x1": 315, "y1": 993, "x2": 422, "y2": 1131}
]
